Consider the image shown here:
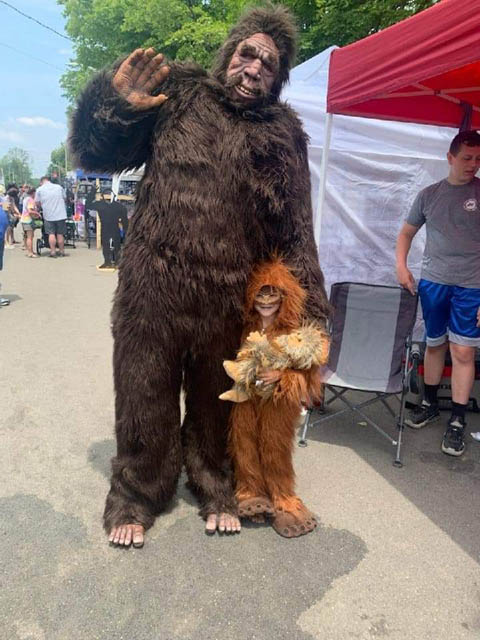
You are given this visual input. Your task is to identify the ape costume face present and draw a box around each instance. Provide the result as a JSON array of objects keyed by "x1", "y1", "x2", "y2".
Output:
[{"x1": 69, "y1": 4, "x2": 329, "y2": 537}]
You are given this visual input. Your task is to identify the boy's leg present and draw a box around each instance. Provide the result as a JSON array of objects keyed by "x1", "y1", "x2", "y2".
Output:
[
  {"x1": 441, "y1": 286, "x2": 480, "y2": 456},
  {"x1": 405, "y1": 280, "x2": 450, "y2": 428}
]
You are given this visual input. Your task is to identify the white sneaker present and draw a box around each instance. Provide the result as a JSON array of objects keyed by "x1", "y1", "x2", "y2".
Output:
[{"x1": 470, "y1": 432, "x2": 480, "y2": 442}]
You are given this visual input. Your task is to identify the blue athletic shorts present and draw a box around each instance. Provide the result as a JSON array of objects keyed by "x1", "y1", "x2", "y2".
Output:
[{"x1": 418, "y1": 279, "x2": 480, "y2": 347}]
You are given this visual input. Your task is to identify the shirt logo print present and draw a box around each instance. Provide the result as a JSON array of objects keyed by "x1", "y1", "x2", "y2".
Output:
[{"x1": 463, "y1": 198, "x2": 478, "y2": 212}]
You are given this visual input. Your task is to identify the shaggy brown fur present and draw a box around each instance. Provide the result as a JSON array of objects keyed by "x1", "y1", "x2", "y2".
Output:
[
  {"x1": 228, "y1": 260, "x2": 322, "y2": 535},
  {"x1": 69, "y1": 4, "x2": 328, "y2": 533}
]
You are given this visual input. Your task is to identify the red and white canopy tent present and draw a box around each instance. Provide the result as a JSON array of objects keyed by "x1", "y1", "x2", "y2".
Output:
[{"x1": 317, "y1": 0, "x2": 480, "y2": 229}]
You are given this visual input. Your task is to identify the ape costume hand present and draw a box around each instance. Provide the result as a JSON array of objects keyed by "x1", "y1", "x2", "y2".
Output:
[{"x1": 113, "y1": 48, "x2": 170, "y2": 110}]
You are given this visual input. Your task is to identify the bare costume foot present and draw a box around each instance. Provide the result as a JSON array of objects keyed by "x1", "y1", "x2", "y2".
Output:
[
  {"x1": 109, "y1": 523, "x2": 145, "y2": 548},
  {"x1": 205, "y1": 513, "x2": 241, "y2": 534},
  {"x1": 237, "y1": 496, "x2": 275, "y2": 518},
  {"x1": 272, "y1": 508, "x2": 317, "y2": 538}
]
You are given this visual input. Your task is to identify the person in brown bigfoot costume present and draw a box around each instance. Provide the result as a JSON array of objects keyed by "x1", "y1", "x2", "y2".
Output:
[{"x1": 69, "y1": 4, "x2": 329, "y2": 548}]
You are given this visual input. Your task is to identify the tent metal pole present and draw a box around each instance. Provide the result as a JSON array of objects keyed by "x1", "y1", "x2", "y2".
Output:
[{"x1": 315, "y1": 112, "x2": 333, "y2": 246}]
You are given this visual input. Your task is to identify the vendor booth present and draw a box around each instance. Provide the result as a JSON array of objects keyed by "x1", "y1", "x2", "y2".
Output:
[
  {"x1": 283, "y1": 0, "x2": 480, "y2": 292},
  {"x1": 289, "y1": 0, "x2": 480, "y2": 456}
]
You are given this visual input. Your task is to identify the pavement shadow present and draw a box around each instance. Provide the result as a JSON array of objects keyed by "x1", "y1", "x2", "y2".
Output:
[
  {"x1": 300, "y1": 391, "x2": 480, "y2": 564},
  {"x1": 0, "y1": 492, "x2": 366, "y2": 640}
]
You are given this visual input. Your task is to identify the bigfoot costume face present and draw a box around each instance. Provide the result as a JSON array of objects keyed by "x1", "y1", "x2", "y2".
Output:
[{"x1": 226, "y1": 34, "x2": 279, "y2": 103}]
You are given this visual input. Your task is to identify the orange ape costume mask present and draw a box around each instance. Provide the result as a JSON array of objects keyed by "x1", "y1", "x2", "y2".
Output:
[
  {"x1": 70, "y1": 5, "x2": 329, "y2": 536},
  {"x1": 225, "y1": 259, "x2": 329, "y2": 537}
]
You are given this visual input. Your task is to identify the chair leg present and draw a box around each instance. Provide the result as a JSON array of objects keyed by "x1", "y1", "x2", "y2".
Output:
[
  {"x1": 393, "y1": 424, "x2": 404, "y2": 468},
  {"x1": 298, "y1": 409, "x2": 311, "y2": 447},
  {"x1": 393, "y1": 387, "x2": 408, "y2": 468}
]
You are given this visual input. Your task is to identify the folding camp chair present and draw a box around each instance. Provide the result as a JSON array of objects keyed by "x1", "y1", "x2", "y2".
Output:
[{"x1": 299, "y1": 282, "x2": 418, "y2": 466}]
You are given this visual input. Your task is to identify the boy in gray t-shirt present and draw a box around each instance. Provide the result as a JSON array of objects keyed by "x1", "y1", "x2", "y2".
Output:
[{"x1": 396, "y1": 130, "x2": 480, "y2": 457}]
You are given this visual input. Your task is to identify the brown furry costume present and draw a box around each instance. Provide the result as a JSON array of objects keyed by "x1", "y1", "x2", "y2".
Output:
[
  {"x1": 227, "y1": 260, "x2": 325, "y2": 536},
  {"x1": 69, "y1": 5, "x2": 329, "y2": 534}
]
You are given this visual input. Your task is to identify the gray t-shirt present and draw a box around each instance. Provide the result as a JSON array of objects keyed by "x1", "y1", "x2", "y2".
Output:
[
  {"x1": 407, "y1": 177, "x2": 480, "y2": 288},
  {"x1": 35, "y1": 182, "x2": 66, "y2": 221}
]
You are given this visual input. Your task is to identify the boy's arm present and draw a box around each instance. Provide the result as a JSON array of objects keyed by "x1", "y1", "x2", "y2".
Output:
[
  {"x1": 69, "y1": 49, "x2": 170, "y2": 174},
  {"x1": 396, "y1": 222, "x2": 420, "y2": 295}
]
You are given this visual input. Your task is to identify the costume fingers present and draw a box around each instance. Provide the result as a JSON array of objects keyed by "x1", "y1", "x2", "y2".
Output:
[
  {"x1": 135, "y1": 52, "x2": 163, "y2": 89},
  {"x1": 134, "y1": 94, "x2": 168, "y2": 110},
  {"x1": 120, "y1": 48, "x2": 146, "y2": 84},
  {"x1": 129, "y1": 47, "x2": 156, "y2": 84},
  {"x1": 143, "y1": 63, "x2": 170, "y2": 93}
]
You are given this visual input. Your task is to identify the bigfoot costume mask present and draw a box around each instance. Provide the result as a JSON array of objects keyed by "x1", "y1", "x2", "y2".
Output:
[
  {"x1": 212, "y1": 5, "x2": 297, "y2": 102},
  {"x1": 70, "y1": 4, "x2": 328, "y2": 543}
]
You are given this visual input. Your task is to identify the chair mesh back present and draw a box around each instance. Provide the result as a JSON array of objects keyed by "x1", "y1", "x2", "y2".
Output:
[{"x1": 324, "y1": 283, "x2": 418, "y2": 393}]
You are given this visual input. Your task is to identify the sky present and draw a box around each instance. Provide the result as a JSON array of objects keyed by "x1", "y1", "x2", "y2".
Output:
[{"x1": 0, "y1": 0, "x2": 71, "y2": 176}]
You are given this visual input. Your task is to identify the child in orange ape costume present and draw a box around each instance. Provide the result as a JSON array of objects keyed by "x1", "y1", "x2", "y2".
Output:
[{"x1": 222, "y1": 258, "x2": 329, "y2": 538}]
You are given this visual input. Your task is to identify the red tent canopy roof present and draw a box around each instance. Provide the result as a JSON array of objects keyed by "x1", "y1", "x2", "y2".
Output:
[{"x1": 327, "y1": 0, "x2": 480, "y2": 128}]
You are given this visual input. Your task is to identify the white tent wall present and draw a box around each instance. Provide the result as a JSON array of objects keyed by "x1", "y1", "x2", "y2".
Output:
[{"x1": 282, "y1": 47, "x2": 456, "y2": 293}]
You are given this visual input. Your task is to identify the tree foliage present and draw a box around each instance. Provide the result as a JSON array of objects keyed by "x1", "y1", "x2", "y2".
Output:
[
  {"x1": 0, "y1": 148, "x2": 33, "y2": 186},
  {"x1": 59, "y1": 0, "x2": 438, "y2": 103},
  {"x1": 47, "y1": 142, "x2": 73, "y2": 179}
]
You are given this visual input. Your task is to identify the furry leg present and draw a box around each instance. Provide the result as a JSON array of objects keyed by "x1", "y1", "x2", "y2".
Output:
[
  {"x1": 228, "y1": 401, "x2": 268, "y2": 501},
  {"x1": 182, "y1": 341, "x2": 240, "y2": 519},
  {"x1": 103, "y1": 318, "x2": 183, "y2": 534},
  {"x1": 258, "y1": 398, "x2": 310, "y2": 516}
]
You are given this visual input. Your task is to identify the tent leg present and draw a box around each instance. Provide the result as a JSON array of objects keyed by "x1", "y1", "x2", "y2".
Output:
[{"x1": 314, "y1": 112, "x2": 333, "y2": 246}]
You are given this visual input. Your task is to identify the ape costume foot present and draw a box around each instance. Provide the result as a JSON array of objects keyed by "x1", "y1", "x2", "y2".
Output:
[
  {"x1": 237, "y1": 496, "x2": 275, "y2": 518},
  {"x1": 272, "y1": 509, "x2": 317, "y2": 538},
  {"x1": 70, "y1": 4, "x2": 329, "y2": 540}
]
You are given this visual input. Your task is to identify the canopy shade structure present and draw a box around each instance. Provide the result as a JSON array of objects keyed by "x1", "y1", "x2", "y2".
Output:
[{"x1": 327, "y1": 0, "x2": 480, "y2": 128}]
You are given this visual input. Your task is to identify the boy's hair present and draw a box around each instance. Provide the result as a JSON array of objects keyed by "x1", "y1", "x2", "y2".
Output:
[
  {"x1": 449, "y1": 130, "x2": 480, "y2": 156},
  {"x1": 27, "y1": 187, "x2": 36, "y2": 196}
]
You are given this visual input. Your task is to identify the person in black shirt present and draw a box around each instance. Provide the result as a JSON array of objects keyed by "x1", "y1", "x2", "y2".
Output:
[{"x1": 91, "y1": 190, "x2": 129, "y2": 269}]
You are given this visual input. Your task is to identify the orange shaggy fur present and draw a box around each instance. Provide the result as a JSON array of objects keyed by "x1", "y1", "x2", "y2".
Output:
[{"x1": 228, "y1": 258, "x2": 320, "y2": 519}]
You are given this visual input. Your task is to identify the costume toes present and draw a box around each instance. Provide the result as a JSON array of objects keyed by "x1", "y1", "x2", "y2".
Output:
[{"x1": 205, "y1": 514, "x2": 217, "y2": 534}]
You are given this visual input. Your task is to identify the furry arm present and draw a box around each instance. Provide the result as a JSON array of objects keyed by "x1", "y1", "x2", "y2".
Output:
[
  {"x1": 69, "y1": 66, "x2": 160, "y2": 173},
  {"x1": 260, "y1": 109, "x2": 330, "y2": 322},
  {"x1": 274, "y1": 369, "x2": 309, "y2": 405}
]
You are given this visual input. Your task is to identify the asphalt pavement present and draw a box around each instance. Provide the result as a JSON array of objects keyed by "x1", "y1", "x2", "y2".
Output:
[{"x1": 0, "y1": 235, "x2": 479, "y2": 640}]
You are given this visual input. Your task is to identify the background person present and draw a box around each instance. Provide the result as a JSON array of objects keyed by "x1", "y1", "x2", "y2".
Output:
[
  {"x1": 4, "y1": 184, "x2": 20, "y2": 248},
  {"x1": 21, "y1": 187, "x2": 40, "y2": 258},
  {"x1": 0, "y1": 196, "x2": 10, "y2": 306},
  {"x1": 35, "y1": 176, "x2": 67, "y2": 258},
  {"x1": 396, "y1": 130, "x2": 480, "y2": 457}
]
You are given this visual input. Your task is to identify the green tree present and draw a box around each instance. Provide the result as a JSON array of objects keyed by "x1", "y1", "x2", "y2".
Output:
[
  {"x1": 297, "y1": 0, "x2": 439, "y2": 57},
  {"x1": 59, "y1": 0, "x2": 439, "y2": 103},
  {"x1": 47, "y1": 142, "x2": 72, "y2": 179},
  {"x1": 0, "y1": 147, "x2": 33, "y2": 186}
]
